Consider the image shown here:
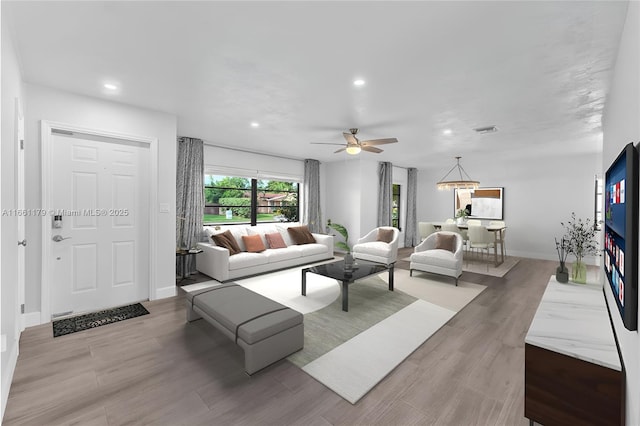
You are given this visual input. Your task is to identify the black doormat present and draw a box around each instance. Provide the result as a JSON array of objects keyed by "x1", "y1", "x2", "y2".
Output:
[{"x1": 52, "y1": 303, "x2": 150, "y2": 337}]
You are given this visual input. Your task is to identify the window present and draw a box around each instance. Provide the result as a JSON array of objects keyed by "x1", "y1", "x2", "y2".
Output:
[
  {"x1": 203, "y1": 175, "x2": 299, "y2": 225},
  {"x1": 392, "y1": 184, "x2": 401, "y2": 230}
]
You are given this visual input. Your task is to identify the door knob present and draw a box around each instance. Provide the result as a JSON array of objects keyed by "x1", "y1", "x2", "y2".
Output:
[
  {"x1": 52, "y1": 235, "x2": 71, "y2": 242},
  {"x1": 18, "y1": 239, "x2": 27, "y2": 246}
]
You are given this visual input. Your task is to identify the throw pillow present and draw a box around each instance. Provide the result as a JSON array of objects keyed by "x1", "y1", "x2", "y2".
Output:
[
  {"x1": 287, "y1": 225, "x2": 316, "y2": 245},
  {"x1": 242, "y1": 234, "x2": 266, "y2": 253},
  {"x1": 434, "y1": 233, "x2": 456, "y2": 253},
  {"x1": 265, "y1": 232, "x2": 287, "y2": 249},
  {"x1": 211, "y1": 230, "x2": 242, "y2": 255},
  {"x1": 376, "y1": 228, "x2": 394, "y2": 243}
]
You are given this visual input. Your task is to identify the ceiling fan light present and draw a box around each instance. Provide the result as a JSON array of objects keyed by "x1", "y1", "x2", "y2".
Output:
[{"x1": 346, "y1": 145, "x2": 361, "y2": 155}]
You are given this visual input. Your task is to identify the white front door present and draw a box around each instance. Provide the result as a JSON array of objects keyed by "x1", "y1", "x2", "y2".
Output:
[{"x1": 49, "y1": 132, "x2": 150, "y2": 317}]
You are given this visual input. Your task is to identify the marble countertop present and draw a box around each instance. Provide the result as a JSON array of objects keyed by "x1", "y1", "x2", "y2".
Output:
[{"x1": 525, "y1": 277, "x2": 621, "y2": 371}]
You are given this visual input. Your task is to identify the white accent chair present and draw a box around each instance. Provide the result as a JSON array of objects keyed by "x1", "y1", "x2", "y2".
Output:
[
  {"x1": 351, "y1": 226, "x2": 400, "y2": 265},
  {"x1": 418, "y1": 222, "x2": 436, "y2": 242},
  {"x1": 409, "y1": 231, "x2": 463, "y2": 285}
]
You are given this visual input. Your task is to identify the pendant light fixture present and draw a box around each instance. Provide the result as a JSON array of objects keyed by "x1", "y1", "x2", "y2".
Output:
[{"x1": 436, "y1": 156, "x2": 479, "y2": 190}]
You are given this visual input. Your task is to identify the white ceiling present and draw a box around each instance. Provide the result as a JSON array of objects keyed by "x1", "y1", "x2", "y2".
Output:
[{"x1": 5, "y1": 1, "x2": 629, "y2": 169}]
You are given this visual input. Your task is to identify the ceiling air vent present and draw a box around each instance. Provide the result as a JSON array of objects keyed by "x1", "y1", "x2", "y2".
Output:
[{"x1": 473, "y1": 125, "x2": 498, "y2": 134}]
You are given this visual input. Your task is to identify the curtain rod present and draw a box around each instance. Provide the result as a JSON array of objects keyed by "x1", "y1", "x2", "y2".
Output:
[{"x1": 202, "y1": 141, "x2": 305, "y2": 162}]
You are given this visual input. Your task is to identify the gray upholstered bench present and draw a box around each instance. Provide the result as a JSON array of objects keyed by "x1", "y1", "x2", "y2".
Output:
[{"x1": 186, "y1": 283, "x2": 304, "y2": 375}]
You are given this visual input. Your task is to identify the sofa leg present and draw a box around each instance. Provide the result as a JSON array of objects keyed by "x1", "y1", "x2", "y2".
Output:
[
  {"x1": 409, "y1": 269, "x2": 413, "y2": 277},
  {"x1": 455, "y1": 277, "x2": 458, "y2": 286}
]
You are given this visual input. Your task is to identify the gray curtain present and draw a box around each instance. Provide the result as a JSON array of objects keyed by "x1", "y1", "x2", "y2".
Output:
[
  {"x1": 303, "y1": 159, "x2": 322, "y2": 233},
  {"x1": 405, "y1": 167, "x2": 419, "y2": 246},
  {"x1": 176, "y1": 136, "x2": 204, "y2": 276},
  {"x1": 377, "y1": 162, "x2": 393, "y2": 227}
]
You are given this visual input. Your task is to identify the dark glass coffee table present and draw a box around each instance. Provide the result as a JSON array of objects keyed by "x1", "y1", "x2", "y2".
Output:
[{"x1": 301, "y1": 259, "x2": 394, "y2": 312}]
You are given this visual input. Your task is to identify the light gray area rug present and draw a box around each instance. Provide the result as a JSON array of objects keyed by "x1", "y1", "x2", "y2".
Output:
[
  {"x1": 287, "y1": 277, "x2": 417, "y2": 367},
  {"x1": 401, "y1": 254, "x2": 520, "y2": 277},
  {"x1": 182, "y1": 264, "x2": 487, "y2": 404},
  {"x1": 302, "y1": 299, "x2": 455, "y2": 404}
]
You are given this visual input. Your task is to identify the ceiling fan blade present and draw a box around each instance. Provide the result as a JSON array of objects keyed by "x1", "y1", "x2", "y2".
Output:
[
  {"x1": 361, "y1": 138, "x2": 398, "y2": 146},
  {"x1": 343, "y1": 132, "x2": 358, "y2": 144},
  {"x1": 310, "y1": 142, "x2": 348, "y2": 146},
  {"x1": 334, "y1": 147, "x2": 346, "y2": 153},
  {"x1": 362, "y1": 146, "x2": 383, "y2": 153}
]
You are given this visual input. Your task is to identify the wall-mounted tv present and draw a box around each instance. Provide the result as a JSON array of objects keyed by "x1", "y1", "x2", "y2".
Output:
[{"x1": 604, "y1": 142, "x2": 638, "y2": 331}]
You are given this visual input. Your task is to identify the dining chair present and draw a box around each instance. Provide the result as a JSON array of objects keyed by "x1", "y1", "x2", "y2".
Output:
[
  {"x1": 444, "y1": 218, "x2": 456, "y2": 224},
  {"x1": 467, "y1": 225, "x2": 495, "y2": 262},
  {"x1": 466, "y1": 219, "x2": 481, "y2": 226},
  {"x1": 489, "y1": 220, "x2": 507, "y2": 256},
  {"x1": 418, "y1": 222, "x2": 436, "y2": 242}
]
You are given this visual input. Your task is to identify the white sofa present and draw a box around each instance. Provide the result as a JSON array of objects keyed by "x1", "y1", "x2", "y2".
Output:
[{"x1": 196, "y1": 223, "x2": 334, "y2": 282}]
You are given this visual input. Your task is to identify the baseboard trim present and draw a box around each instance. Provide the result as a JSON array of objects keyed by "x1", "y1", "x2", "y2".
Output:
[
  {"x1": 24, "y1": 312, "x2": 42, "y2": 328},
  {"x1": 155, "y1": 286, "x2": 177, "y2": 299},
  {"x1": 1, "y1": 338, "x2": 18, "y2": 423}
]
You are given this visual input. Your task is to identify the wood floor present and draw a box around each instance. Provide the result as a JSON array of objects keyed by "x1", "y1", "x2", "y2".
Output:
[{"x1": 4, "y1": 249, "x2": 556, "y2": 425}]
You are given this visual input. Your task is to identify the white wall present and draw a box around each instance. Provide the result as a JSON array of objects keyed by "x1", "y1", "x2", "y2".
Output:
[
  {"x1": 416, "y1": 152, "x2": 601, "y2": 261},
  {"x1": 1, "y1": 11, "x2": 24, "y2": 420},
  {"x1": 324, "y1": 159, "x2": 406, "y2": 249},
  {"x1": 602, "y1": 2, "x2": 639, "y2": 424},
  {"x1": 24, "y1": 84, "x2": 178, "y2": 321}
]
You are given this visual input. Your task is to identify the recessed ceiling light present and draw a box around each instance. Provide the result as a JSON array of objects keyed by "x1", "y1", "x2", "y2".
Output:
[
  {"x1": 103, "y1": 83, "x2": 118, "y2": 90},
  {"x1": 443, "y1": 129, "x2": 453, "y2": 136},
  {"x1": 250, "y1": 122, "x2": 260, "y2": 128},
  {"x1": 353, "y1": 79, "x2": 365, "y2": 87}
]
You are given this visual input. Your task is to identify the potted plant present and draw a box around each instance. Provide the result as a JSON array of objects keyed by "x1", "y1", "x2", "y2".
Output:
[
  {"x1": 326, "y1": 219, "x2": 353, "y2": 268},
  {"x1": 455, "y1": 208, "x2": 469, "y2": 225},
  {"x1": 561, "y1": 212, "x2": 599, "y2": 283}
]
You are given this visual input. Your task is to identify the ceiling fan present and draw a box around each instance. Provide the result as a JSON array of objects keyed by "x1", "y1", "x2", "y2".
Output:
[{"x1": 311, "y1": 128, "x2": 398, "y2": 155}]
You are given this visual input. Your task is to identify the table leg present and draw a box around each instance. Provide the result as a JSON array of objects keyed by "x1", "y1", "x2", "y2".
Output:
[
  {"x1": 388, "y1": 264, "x2": 394, "y2": 291},
  {"x1": 342, "y1": 280, "x2": 349, "y2": 312},
  {"x1": 182, "y1": 256, "x2": 188, "y2": 279},
  {"x1": 301, "y1": 269, "x2": 307, "y2": 296}
]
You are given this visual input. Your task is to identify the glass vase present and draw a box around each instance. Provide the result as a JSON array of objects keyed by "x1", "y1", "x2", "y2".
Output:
[
  {"x1": 571, "y1": 260, "x2": 587, "y2": 284},
  {"x1": 555, "y1": 264, "x2": 569, "y2": 283}
]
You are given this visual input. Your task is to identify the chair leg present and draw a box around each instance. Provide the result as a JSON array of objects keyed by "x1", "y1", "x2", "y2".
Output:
[
  {"x1": 454, "y1": 276, "x2": 458, "y2": 286},
  {"x1": 410, "y1": 269, "x2": 413, "y2": 277}
]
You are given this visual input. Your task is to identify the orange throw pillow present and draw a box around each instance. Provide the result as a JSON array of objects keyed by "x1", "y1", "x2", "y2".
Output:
[
  {"x1": 265, "y1": 232, "x2": 287, "y2": 249},
  {"x1": 242, "y1": 234, "x2": 266, "y2": 253},
  {"x1": 287, "y1": 225, "x2": 316, "y2": 245},
  {"x1": 211, "y1": 230, "x2": 242, "y2": 255}
]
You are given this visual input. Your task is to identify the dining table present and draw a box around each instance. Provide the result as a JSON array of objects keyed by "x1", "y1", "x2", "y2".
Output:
[{"x1": 432, "y1": 221, "x2": 506, "y2": 266}]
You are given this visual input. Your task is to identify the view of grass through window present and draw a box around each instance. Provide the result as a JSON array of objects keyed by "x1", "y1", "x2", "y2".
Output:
[{"x1": 204, "y1": 175, "x2": 299, "y2": 225}]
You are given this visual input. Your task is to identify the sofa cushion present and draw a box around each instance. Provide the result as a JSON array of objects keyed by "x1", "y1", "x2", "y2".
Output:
[
  {"x1": 297, "y1": 243, "x2": 329, "y2": 256},
  {"x1": 377, "y1": 228, "x2": 394, "y2": 243},
  {"x1": 242, "y1": 234, "x2": 266, "y2": 253},
  {"x1": 190, "y1": 284, "x2": 302, "y2": 344},
  {"x1": 352, "y1": 241, "x2": 392, "y2": 257},
  {"x1": 287, "y1": 225, "x2": 316, "y2": 245},
  {"x1": 411, "y1": 250, "x2": 458, "y2": 269},
  {"x1": 265, "y1": 232, "x2": 287, "y2": 249},
  {"x1": 434, "y1": 233, "x2": 456, "y2": 253},
  {"x1": 228, "y1": 252, "x2": 269, "y2": 270},
  {"x1": 264, "y1": 247, "x2": 301, "y2": 263},
  {"x1": 211, "y1": 230, "x2": 242, "y2": 255},
  {"x1": 276, "y1": 225, "x2": 295, "y2": 246}
]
